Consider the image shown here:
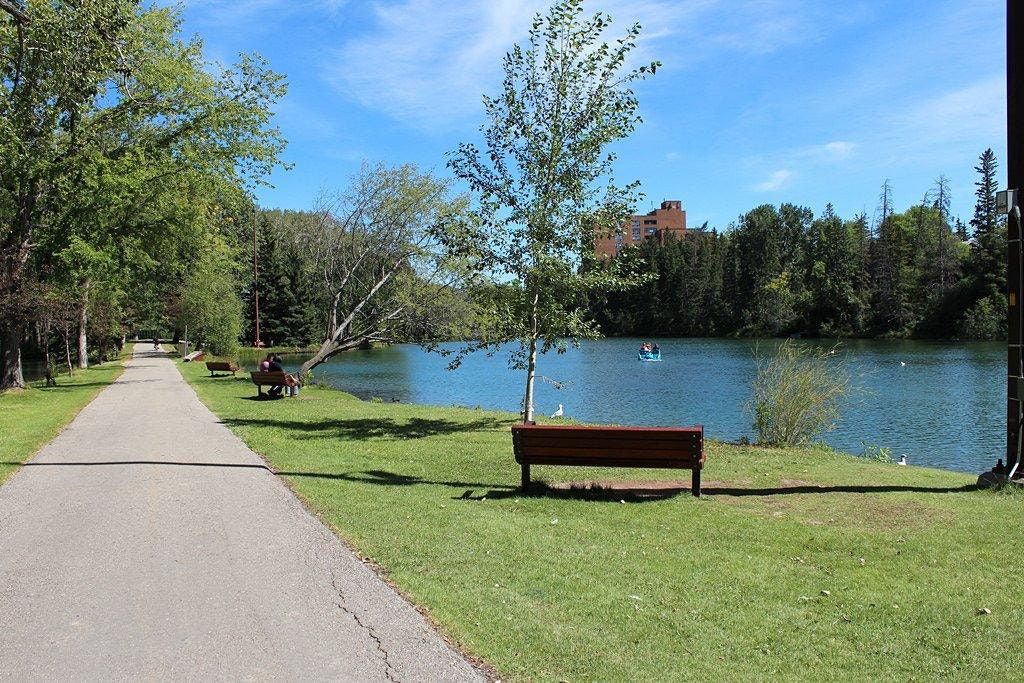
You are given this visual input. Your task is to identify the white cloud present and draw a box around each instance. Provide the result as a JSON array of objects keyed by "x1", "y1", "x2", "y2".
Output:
[
  {"x1": 883, "y1": 74, "x2": 1005, "y2": 162},
  {"x1": 818, "y1": 141, "x2": 856, "y2": 161},
  {"x1": 755, "y1": 169, "x2": 794, "y2": 192},
  {"x1": 323, "y1": 0, "x2": 850, "y2": 129}
]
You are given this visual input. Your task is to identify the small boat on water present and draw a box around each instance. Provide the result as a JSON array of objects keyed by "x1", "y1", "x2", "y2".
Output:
[{"x1": 638, "y1": 350, "x2": 662, "y2": 362}]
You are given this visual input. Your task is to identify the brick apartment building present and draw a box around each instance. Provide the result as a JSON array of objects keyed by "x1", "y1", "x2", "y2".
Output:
[{"x1": 594, "y1": 200, "x2": 687, "y2": 258}]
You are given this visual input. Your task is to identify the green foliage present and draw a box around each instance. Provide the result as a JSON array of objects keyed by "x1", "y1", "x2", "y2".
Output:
[
  {"x1": 243, "y1": 211, "x2": 323, "y2": 347},
  {"x1": 595, "y1": 151, "x2": 1003, "y2": 341},
  {"x1": 748, "y1": 341, "x2": 850, "y2": 447},
  {"x1": 292, "y1": 163, "x2": 475, "y2": 378},
  {"x1": 181, "y1": 245, "x2": 244, "y2": 357},
  {"x1": 958, "y1": 292, "x2": 1005, "y2": 341},
  {"x1": 860, "y1": 442, "x2": 894, "y2": 463},
  {"x1": 448, "y1": 0, "x2": 658, "y2": 420},
  {"x1": 0, "y1": 0, "x2": 287, "y2": 387}
]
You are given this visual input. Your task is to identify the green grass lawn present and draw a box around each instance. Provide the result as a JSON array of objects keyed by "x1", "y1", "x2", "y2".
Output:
[
  {"x1": 0, "y1": 357, "x2": 127, "y2": 484},
  {"x1": 179, "y1": 359, "x2": 1024, "y2": 680}
]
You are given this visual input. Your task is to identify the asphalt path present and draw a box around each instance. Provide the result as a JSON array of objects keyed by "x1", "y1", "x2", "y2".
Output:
[{"x1": 0, "y1": 346, "x2": 482, "y2": 681}]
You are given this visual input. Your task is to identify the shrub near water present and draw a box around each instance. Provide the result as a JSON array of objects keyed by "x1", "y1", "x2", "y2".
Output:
[{"x1": 749, "y1": 340, "x2": 849, "y2": 446}]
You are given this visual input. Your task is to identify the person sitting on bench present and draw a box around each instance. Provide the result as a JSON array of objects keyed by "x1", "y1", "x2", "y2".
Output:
[{"x1": 267, "y1": 355, "x2": 286, "y2": 397}]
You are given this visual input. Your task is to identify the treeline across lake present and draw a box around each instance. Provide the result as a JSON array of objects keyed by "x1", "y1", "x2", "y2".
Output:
[{"x1": 592, "y1": 149, "x2": 1006, "y2": 341}]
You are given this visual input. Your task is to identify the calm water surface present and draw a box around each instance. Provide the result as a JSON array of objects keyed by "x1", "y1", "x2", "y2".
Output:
[
  {"x1": 247, "y1": 338, "x2": 1003, "y2": 475},
  {"x1": 24, "y1": 340, "x2": 1001, "y2": 474}
]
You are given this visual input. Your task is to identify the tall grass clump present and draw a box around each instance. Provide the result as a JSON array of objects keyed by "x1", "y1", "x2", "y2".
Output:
[{"x1": 748, "y1": 341, "x2": 849, "y2": 446}]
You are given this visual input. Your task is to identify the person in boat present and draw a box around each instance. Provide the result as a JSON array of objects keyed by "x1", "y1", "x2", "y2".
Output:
[{"x1": 652, "y1": 342, "x2": 660, "y2": 355}]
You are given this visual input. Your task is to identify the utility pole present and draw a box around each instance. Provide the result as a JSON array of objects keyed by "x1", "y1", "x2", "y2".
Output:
[
  {"x1": 253, "y1": 209, "x2": 262, "y2": 348},
  {"x1": 1006, "y1": 0, "x2": 1022, "y2": 475}
]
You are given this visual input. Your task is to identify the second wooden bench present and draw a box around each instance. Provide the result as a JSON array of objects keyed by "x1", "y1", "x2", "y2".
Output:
[{"x1": 205, "y1": 361, "x2": 240, "y2": 377}]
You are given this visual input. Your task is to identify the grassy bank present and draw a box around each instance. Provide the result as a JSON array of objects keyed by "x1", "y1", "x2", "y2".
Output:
[
  {"x1": 179, "y1": 359, "x2": 1023, "y2": 680},
  {"x1": 0, "y1": 357, "x2": 127, "y2": 484}
]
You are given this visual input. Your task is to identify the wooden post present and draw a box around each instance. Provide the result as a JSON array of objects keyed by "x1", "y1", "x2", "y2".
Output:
[
  {"x1": 1008, "y1": 0, "x2": 1023, "y2": 473},
  {"x1": 253, "y1": 212, "x2": 261, "y2": 348},
  {"x1": 521, "y1": 462, "x2": 530, "y2": 492},
  {"x1": 691, "y1": 467, "x2": 701, "y2": 498}
]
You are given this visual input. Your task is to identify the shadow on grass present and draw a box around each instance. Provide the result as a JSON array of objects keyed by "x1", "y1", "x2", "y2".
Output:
[
  {"x1": 703, "y1": 483, "x2": 981, "y2": 496},
  {"x1": 280, "y1": 468, "x2": 512, "y2": 491},
  {"x1": 4, "y1": 459, "x2": 983, "y2": 503},
  {"x1": 460, "y1": 481, "x2": 983, "y2": 503},
  {"x1": 12, "y1": 460, "x2": 272, "y2": 470},
  {"x1": 220, "y1": 416, "x2": 510, "y2": 440},
  {"x1": 29, "y1": 380, "x2": 123, "y2": 391},
  {"x1": 3, "y1": 460, "x2": 511, "y2": 491},
  {"x1": 461, "y1": 481, "x2": 689, "y2": 503}
]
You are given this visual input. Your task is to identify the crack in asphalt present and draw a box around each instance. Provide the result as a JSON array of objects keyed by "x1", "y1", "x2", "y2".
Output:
[{"x1": 330, "y1": 570, "x2": 399, "y2": 682}]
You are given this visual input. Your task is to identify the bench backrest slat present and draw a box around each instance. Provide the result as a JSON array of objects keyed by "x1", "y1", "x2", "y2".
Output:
[{"x1": 250, "y1": 371, "x2": 288, "y2": 384}]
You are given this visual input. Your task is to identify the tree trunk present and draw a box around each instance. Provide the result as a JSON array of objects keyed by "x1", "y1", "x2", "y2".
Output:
[
  {"x1": 523, "y1": 336, "x2": 538, "y2": 423},
  {"x1": 43, "y1": 321, "x2": 56, "y2": 387},
  {"x1": 522, "y1": 291, "x2": 540, "y2": 423},
  {"x1": 64, "y1": 326, "x2": 74, "y2": 378},
  {"x1": 0, "y1": 322, "x2": 25, "y2": 390},
  {"x1": 298, "y1": 335, "x2": 369, "y2": 380},
  {"x1": 77, "y1": 279, "x2": 90, "y2": 370}
]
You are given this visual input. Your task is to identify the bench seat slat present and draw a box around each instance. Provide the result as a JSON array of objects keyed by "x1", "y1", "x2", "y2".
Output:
[{"x1": 518, "y1": 456, "x2": 701, "y2": 469}]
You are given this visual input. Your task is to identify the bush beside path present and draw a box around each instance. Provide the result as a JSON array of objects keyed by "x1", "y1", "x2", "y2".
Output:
[{"x1": 181, "y1": 358, "x2": 1024, "y2": 680}]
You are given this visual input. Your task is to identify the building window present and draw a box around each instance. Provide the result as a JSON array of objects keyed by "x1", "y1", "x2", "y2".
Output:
[
  {"x1": 645, "y1": 227, "x2": 656, "y2": 236},
  {"x1": 631, "y1": 226, "x2": 641, "y2": 240},
  {"x1": 644, "y1": 219, "x2": 657, "y2": 225}
]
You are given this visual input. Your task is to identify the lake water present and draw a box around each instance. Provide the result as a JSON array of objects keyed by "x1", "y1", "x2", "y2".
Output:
[
  {"x1": 242, "y1": 338, "x2": 1004, "y2": 475},
  {"x1": 24, "y1": 339, "x2": 1001, "y2": 474}
]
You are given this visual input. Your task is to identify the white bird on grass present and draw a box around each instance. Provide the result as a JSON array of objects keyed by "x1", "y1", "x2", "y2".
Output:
[
  {"x1": 898, "y1": 454, "x2": 908, "y2": 466},
  {"x1": 551, "y1": 404, "x2": 564, "y2": 418}
]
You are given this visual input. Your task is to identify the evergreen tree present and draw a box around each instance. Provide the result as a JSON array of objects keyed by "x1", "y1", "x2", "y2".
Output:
[
  {"x1": 804, "y1": 204, "x2": 862, "y2": 336},
  {"x1": 959, "y1": 148, "x2": 1006, "y2": 339},
  {"x1": 967, "y1": 149, "x2": 1006, "y2": 295}
]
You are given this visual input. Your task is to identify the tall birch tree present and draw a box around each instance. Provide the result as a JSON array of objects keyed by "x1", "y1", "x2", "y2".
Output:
[{"x1": 448, "y1": 0, "x2": 658, "y2": 422}]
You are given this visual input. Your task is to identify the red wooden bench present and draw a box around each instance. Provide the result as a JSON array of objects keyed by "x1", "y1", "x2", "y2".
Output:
[{"x1": 511, "y1": 423, "x2": 705, "y2": 497}]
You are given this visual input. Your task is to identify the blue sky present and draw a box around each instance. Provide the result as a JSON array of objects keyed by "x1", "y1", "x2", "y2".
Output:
[{"x1": 179, "y1": 0, "x2": 1006, "y2": 231}]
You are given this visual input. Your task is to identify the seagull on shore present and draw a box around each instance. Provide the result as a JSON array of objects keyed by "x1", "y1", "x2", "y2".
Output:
[
  {"x1": 898, "y1": 454, "x2": 908, "y2": 466},
  {"x1": 551, "y1": 404, "x2": 564, "y2": 418},
  {"x1": 900, "y1": 361, "x2": 906, "y2": 367}
]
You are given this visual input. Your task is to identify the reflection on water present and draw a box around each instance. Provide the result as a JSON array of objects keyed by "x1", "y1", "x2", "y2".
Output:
[{"x1": 255, "y1": 338, "x2": 1003, "y2": 475}]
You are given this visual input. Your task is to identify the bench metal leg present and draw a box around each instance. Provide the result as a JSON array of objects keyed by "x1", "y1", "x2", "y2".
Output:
[
  {"x1": 521, "y1": 463, "x2": 530, "y2": 492},
  {"x1": 692, "y1": 468, "x2": 701, "y2": 497}
]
